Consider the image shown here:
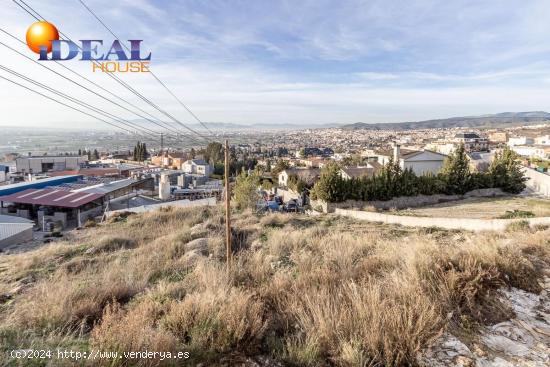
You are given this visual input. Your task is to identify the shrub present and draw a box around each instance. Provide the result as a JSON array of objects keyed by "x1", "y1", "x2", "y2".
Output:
[
  {"x1": 162, "y1": 288, "x2": 267, "y2": 355},
  {"x1": 233, "y1": 171, "x2": 261, "y2": 210},
  {"x1": 506, "y1": 220, "x2": 530, "y2": 232},
  {"x1": 83, "y1": 219, "x2": 97, "y2": 228},
  {"x1": 499, "y1": 210, "x2": 535, "y2": 219},
  {"x1": 92, "y1": 236, "x2": 137, "y2": 253}
]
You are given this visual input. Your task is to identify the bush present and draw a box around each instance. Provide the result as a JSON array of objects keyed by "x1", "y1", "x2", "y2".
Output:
[
  {"x1": 233, "y1": 171, "x2": 260, "y2": 210},
  {"x1": 499, "y1": 210, "x2": 535, "y2": 219},
  {"x1": 506, "y1": 220, "x2": 530, "y2": 232},
  {"x1": 83, "y1": 219, "x2": 97, "y2": 228}
]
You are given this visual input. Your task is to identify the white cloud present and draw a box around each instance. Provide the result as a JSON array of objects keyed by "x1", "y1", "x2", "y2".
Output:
[{"x1": 2, "y1": 0, "x2": 550, "y2": 129}]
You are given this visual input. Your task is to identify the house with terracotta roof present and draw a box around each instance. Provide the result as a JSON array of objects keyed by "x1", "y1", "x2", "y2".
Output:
[{"x1": 151, "y1": 151, "x2": 188, "y2": 169}]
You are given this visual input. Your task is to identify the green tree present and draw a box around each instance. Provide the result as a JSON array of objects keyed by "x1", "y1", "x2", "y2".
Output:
[
  {"x1": 261, "y1": 179, "x2": 273, "y2": 191},
  {"x1": 341, "y1": 154, "x2": 364, "y2": 166},
  {"x1": 132, "y1": 141, "x2": 148, "y2": 162},
  {"x1": 310, "y1": 162, "x2": 345, "y2": 202},
  {"x1": 489, "y1": 146, "x2": 527, "y2": 194},
  {"x1": 271, "y1": 159, "x2": 289, "y2": 178},
  {"x1": 141, "y1": 143, "x2": 148, "y2": 161},
  {"x1": 287, "y1": 174, "x2": 308, "y2": 193},
  {"x1": 233, "y1": 171, "x2": 260, "y2": 210},
  {"x1": 440, "y1": 143, "x2": 471, "y2": 194},
  {"x1": 204, "y1": 142, "x2": 224, "y2": 165},
  {"x1": 92, "y1": 149, "x2": 100, "y2": 160}
]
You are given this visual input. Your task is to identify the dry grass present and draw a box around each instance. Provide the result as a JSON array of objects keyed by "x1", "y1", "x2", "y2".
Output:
[
  {"x1": 396, "y1": 196, "x2": 550, "y2": 219},
  {"x1": 0, "y1": 205, "x2": 549, "y2": 366}
]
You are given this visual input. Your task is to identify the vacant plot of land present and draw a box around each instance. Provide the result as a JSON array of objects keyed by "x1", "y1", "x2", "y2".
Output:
[
  {"x1": 395, "y1": 196, "x2": 550, "y2": 219},
  {"x1": 0, "y1": 207, "x2": 549, "y2": 367}
]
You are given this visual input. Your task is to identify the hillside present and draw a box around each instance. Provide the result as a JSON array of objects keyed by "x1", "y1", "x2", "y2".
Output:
[
  {"x1": 341, "y1": 111, "x2": 550, "y2": 130},
  {"x1": 0, "y1": 206, "x2": 549, "y2": 366}
]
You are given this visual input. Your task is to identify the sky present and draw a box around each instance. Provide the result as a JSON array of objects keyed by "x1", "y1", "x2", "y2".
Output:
[{"x1": 1, "y1": 0, "x2": 550, "y2": 129}]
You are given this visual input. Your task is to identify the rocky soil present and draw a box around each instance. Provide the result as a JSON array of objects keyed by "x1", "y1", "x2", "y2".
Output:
[{"x1": 419, "y1": 276, "x2": 550, "y2": 367}]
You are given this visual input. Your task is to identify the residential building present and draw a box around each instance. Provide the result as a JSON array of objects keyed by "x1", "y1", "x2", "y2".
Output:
[
  {"x1": 296, "y1": 147, "x2": 334, "y2": 158},
  {"x1": 182, "y1": 159, "x2": 213, "y2": 176},
  {"x1": 510, "y1": 146, "x2": 550, "y2": 159},
  {"x1": 535, "y1": 135, "x2": 550, "y2": 146},
  {"x1": 151, "y1": 151, "x2": 187, "y2": 169},
  {"x1": 508, "y1": 136, "x2": 534, "y2": 147},
  {"x1": 488, "y1": 132, "x2": 508, "y2": 144},
  {"x1": 453, "y1": 132, "x2": 489, "y2": 152},
  {"x1": 424, "y1": 142, "x2": 456, "y2": 155},
  {"x1": 375, "y1": 145, "x2": 448, "y2": 176},
  {"x1": 278, "y1": 168, "x2": 320, "y2": 188}
]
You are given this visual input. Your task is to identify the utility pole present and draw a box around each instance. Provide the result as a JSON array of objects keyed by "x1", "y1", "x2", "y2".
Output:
[
  {"x1": 224, "y1": 139, "x2": 232, "y2": 267},
  {"x1": 160, "y1": 133, "x2": 164, "y2": 152}
]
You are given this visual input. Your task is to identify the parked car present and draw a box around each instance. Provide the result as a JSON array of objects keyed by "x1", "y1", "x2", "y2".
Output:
[
  {"x1": 266, "y1": 200, "x2": 280, "y2": 212},
  {"x1": 284, "y1": 199, "x2": 298, "y2": 212}
]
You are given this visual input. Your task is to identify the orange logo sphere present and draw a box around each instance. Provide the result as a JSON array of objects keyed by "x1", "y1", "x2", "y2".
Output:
[{"x1": 26, "y1": 21, "x2": 59, "y2": 54}]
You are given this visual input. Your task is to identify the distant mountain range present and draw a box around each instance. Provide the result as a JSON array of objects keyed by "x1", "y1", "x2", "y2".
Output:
[{"x1": 340, "y1": 112, "x2": 550, "y2": 130}]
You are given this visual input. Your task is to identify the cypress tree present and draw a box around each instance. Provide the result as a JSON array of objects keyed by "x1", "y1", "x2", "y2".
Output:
[{"x1": 440, "y1": 143, "x2": 471, "y2": 194}]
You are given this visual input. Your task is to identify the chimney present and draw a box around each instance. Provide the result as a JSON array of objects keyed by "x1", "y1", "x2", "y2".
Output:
[{"x1": 393, "y1": 143, "x2": 400, "y2": 162}]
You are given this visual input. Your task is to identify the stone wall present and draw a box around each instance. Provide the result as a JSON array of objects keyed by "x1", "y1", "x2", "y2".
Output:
[{"x1": 313, "y1": 188, "x2": 505, "y2": 213}]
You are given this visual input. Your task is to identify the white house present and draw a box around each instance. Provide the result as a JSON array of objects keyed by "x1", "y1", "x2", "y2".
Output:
[
  {"x1": 510, "y1": 145, "x2": 549, "y2": 159},
  {"x1": 535, "y1": 135, "x2": 550, "y2": 146},
  {"x1": 508, "y1": 136, "x2": 534, "y2": 147},
  {"x1": 278, "y1": 168, "x2": 320, "y2": 188},
  {"x1": 181, "y1": 159, "x2": 212, "y2": 176},
  {"x1": 375, "y1": 145, "x2": 448, "y2": 176}
]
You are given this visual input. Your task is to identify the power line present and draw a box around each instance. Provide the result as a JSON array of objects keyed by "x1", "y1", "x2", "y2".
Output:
[
  {"x1": 0, "y1": 64, "x2": 162, "y2": 139},
  {"x1": 0, "y1": 27, "x2": 188, "y2": 136},
  {"x1": 77, "y1": 0, "x2": 216, "y2": 136},
  {"x1": 0, "y1": 74, "x2": 142, "y2": 136},
  {"x1": 0, "y1": 29, "x2": 199, "y2": 143},
  {"x1": 13, "y1": 0, "x2": 214, "y2": 145},
  {"x1": 0, "y1": 33, "x2": 207, "y2": 147}
]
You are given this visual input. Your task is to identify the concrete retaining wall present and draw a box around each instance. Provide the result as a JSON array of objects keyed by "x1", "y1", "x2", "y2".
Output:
[
  {"x1": 523, "y1": 167, "x2": 550, "y2": 197},
  {"x1": 314, "y1": 188, "x2": 505, "y2": 213},
  {"x1": 334, "y1": 208, "x2": 550, "y2": 232}
]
